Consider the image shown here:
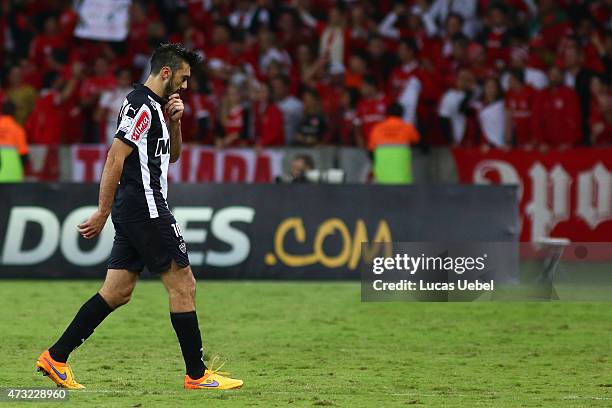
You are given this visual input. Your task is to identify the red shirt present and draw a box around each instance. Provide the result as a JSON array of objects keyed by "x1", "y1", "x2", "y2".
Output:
[
  {"x1": 29, "y1": 33, "x2": 64, "y2": 70},
  {"x1": 533, "y1": 86, "x2": 581, "y2": 146},
  {"x1": 25, "y1": 90, "x2": 64, "y2": 144},
  {"x1": 485, "y1": 27, "x2": 508, "y2": 66},
  {"x1": 590, "y1": 100, "x2": 612, "y2": 145},
  {"x1": 80, "y1": 75, "x2": 117, "y2": 100},
  {"x1": 355, "y1": 94, "x2": 389, "y2": 143},
  {"x1": 128, "y1": 17, "x2": 151, "y2": 57},
  {"x1": 505, "y1": 85, "x2": 538, "y2": 146},
  {"x1": 538, "y1": 13, "x2": 571, "y2": 51},
  {"x1": 22, "y1": 63, "x2": 43, "y2": 89},
  {"x1": 388, "y1": 62, "x2": 419, "y2": 98},
  {"x1": 256, "y1": 103, "x2": 284, "y2": 146},
  {"x1": 315, "y1": 82, "x2": 342, "y2": 117},
  {"x1": 338, "y1": 108, "x2": 356, "y2": 145},
  {"x1": 186, "y1": 0, "x2": 214, "y2": 37},
  {"x1": 59, "y1": 8, "x2": 78, "y2": 41},
  {"x1": 224, "y1": 104, "x2": 248, "y2": 146}
]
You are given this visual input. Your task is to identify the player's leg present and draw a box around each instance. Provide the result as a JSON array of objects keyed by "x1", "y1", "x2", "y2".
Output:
[
  {"x1": 99, "y1": 268, "x2": 140, "y2": 308},
  {"x1": 141, "y1": 218, "x2": 241, "y2": 389},
  {"x1": 50, "y1": 269, "x2": 139, "y2": 360},
  {"x1": 36, "y1": 269, "x2": 138, "y2": 388},
  {"x1": 36, "y1": 221, "x2": 143, "y2": 389},
  {"x1": 160, "y1": 262, "x2": 243, "y2": 390},
  {"x1": 160, "y1": 261, "x2": 204, "y2": 378}
]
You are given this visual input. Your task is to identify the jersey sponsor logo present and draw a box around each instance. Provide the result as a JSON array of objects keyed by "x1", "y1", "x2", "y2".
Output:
[
  {"x1": 155, "y1": 138, "x2": 170, "y2": 156},
  {"x1": 131, "y1": 110, "x2": 151, "y2": 141}
]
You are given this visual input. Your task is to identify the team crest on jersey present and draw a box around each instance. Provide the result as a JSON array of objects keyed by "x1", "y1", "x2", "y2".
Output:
[
  {"x1": 179, "y1": 242, "x2": 187, "y2": 254},
  {"x1": 118, "y1": 114, "x2": 135, "y2": 133},
  {"x1": 131, "y1": 110, "x2": 151, "y2": 141}
]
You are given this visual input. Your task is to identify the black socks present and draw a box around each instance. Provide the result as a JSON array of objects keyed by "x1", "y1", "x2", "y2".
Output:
[
  {"x1": 48, "y1": 293, "x2": 113, "y2": 363},
  {"x1": 47, "y1": 293, "x2": 206, "y2": 379},
  {"x1": 170, "y1": 311, "x2": 206, "y2": 379}
]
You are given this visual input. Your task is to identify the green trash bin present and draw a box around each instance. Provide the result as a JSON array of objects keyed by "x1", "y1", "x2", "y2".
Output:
[
  {"x1": 373, "y1": 145, "x2": 412, "y2": 184},
  {"x1": 0, "y1": 147, "x2": 24, "y2": 182}
]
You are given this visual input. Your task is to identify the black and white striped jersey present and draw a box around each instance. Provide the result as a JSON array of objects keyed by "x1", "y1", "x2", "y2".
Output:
[{"x1": 111, "y1": 84, "x2": 173, "y2": 223}]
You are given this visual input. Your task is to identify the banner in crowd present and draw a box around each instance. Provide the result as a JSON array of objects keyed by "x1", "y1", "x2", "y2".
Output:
[
  {"x1": 74, "y1": 0, "x2": 131, "y2": 41},
  {"x1": 0, "y1": 184, "x2": 517, "y2": 279},
  {"x1": 24, "y1": 145, "x2": 59, "y2": 181},
  {"x1": 452, "y1": 148, "x2": 612, "y2": 242},
  {"x1": 70, "y1": 145, "x2": 285, "y2": 183}
]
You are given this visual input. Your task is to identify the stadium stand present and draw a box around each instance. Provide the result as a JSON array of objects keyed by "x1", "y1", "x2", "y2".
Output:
[{"x1": 0, "y1": 0, "x2": 610, "y2": 185}]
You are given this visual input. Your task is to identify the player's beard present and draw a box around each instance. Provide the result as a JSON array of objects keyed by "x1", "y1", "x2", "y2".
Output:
[{"x1": 163, "y1": 74, "x2": 177, "y2": 98}]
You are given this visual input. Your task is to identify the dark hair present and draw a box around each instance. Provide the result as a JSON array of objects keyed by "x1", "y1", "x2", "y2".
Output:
[
  {"x1": 451, "y1": 33, "x2": 469, "y2": 47},
  {"x1": 446, "y1": 12, "x2": 464, "y2": 25},
  {"x1": 115, "y1": 67, "x2": 132, "y2": 76},
  {"x1": 333, "y1": 0, "x2": 347, "y2": 13},
  {"x1": 351, "y1": 49, "x2": 369, "y2": 62},
  {"x1": 564, "y1": 35, "x2": 581, "y2": 49},
  {"x1": 42, "y1": 71, "x2": 59, "y2": 89},
  {"x1": 508, "y1": 67, "x2": 525, "y2": 84},
  {"x1": 592, "y1": 72, "x2": 610, "y2": 87},
  {"x1": 214, "y1": 20, "x2": 232, "y2": 32},
  {"x1": 230, "y1": 29, "x2": 246, "y2": 43},
  {"x1": 51, "y1": 48, "x2": 68, "y2": 65},
  {"x1": 362, "y1": 74, "x2": 377, "y2": 87},
  {"x1": 507, "y1": 26, "x2": 528, "y2": 43},
  {"x1": 386, "y1": 103, "x2": 404, "y2": 117},
  {"x1": 489, "y1": 3, "x2": 507, "y2": 14},
  {"x1": 274, "y1": 75, "x2": 291, "y2": 87},
  {"x1": 344, "y1": 87, "x2": 360, "y2": 108},
  {"x1": 278, "y1": 7, "x2": 299, "y2": 25},
  {"x1": 294, "y1": 154, "x2": 315, "y2": 170},
  {"x1": 399, "y1": 38, "x2": 418, "y2": 53},
  {"x1": 302, "y1": 87, "x2": 320, "y2": 100},
  {"x1": 368, "y1": 33, "x2": 384, "y2": 43},
  {"x1": 2, "y1": 100, "x2": 16, "y2": 116},
  {"x1": 150, "y1": 43, "x2": 202, "y2": 75}
]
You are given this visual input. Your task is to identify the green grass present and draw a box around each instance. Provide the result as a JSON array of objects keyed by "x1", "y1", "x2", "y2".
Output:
[{"x1": 0, "y1": 281, "x2": 610, "y2": 407}]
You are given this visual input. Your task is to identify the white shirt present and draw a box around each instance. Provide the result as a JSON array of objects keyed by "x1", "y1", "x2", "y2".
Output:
[
  {"x1": 478, "y1": 100, "x2": 506, "y2": 147},
  {"x1": 439, "y1": 89, "x2": 467, "y2": 143},
  {"x1": 398, "y1": 76, "x2": 421, "y2": 126},
  {"x1": 99, "y1": 87, "x2": 131, "y2": 145},
  {"x1": 424, "y1": 0, "x2": 479, "y2": 38},
  {"x1": 277, "y1": 96, "x2": 303, "y2": 145}
]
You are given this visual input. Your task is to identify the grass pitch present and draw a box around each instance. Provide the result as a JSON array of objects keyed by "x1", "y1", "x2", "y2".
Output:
[{"x1": 0, "y1": 280, "x2": 610, "y2": 407}]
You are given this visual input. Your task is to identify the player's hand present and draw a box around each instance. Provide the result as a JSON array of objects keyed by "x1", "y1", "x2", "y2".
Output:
[
  {"x1": 77, "y1": 210, "x2": 108, "y2": 239},
  {"x1": 165, "y1": 94, "x2": 184, "y2": 122}
]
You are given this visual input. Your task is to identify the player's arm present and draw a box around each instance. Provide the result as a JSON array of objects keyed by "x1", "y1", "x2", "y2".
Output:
[
  {"x1": 77, "y1": 139, "x2": 133, "y2": 239},
  {"x1": 166, "y1": 93, "x2": 184, "y2": 163}
]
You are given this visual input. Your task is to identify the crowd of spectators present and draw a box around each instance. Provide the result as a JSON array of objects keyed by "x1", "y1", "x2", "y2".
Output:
[{"x1": 0, "y1": 0, "x2": 611, "y2": 151}]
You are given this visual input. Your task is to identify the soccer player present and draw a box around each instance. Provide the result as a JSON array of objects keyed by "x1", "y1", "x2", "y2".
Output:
[{"x1": 35, "y1": 43, "x2": 243, "y2": 390}]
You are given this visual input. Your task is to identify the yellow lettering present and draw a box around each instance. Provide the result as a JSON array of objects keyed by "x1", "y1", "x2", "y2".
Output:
[
  {"x1": 313, "y1": 218, "x2": 351, "y2": 268},
  {"x1": 274, "y1": 218, "x2": 318, "y2": 266},
  {"x1": 348, "y1": 220, "x2": 392, "y2": 270}
]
